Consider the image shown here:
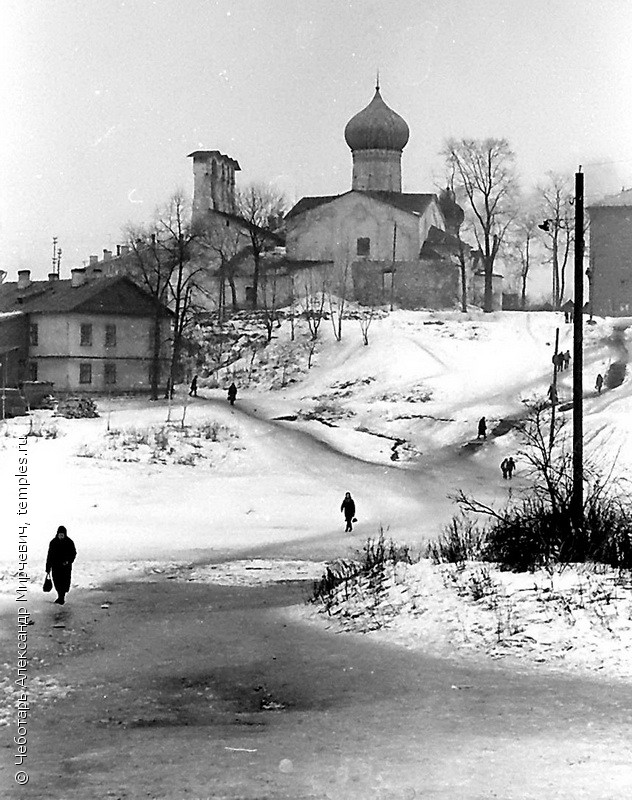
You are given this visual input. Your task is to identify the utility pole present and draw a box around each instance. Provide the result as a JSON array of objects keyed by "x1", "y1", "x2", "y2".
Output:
[
  {"x1": 572, "y1": 169, "x2": 584, "y2": 530},
  {"x1": 390, "y1": 222, "x2": 397, "y2": 312},
  {"x1": 549, "y1": 327, "x2": 559, "y2": 452}
]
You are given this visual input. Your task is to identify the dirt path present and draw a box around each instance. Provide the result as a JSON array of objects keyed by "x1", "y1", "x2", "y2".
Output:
[{"x1": 6, "y1": 576, "x2": 632, "y2": 800}]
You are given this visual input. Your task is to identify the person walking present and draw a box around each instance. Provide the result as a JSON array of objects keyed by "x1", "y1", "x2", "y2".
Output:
[
  {"x1": 477, "y1": 417, "x2": 487, "y2": 440},
  {"x1": 189, "y1": 375, "x2": 198, "y2": 397},
  {"x1": 45, "y1": 525, "x2": 76, "y2": 605},
  {"x1": 340, "y1": 492, "x2": 356, "y2": 533},
  {"x1": 227, "y1": 382, "x2": 237, "y2": 406},
  {"x1": 564, "y1": 350, "x2": 571, "y2": 371},
  {"x1": 506, "y1": 457, "x2": 516, "y2": 479},
  {"x1": 500, "y1": 459, "x2": 509, "y2": 480},
  {"x1": 595, "y1": 373, "x2": 604, "y2": 395},
  {"x1": 547, "y1": 383, "x2": 558, "y2": 405}
]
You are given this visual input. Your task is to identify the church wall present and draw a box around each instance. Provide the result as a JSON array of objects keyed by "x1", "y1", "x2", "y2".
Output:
[
  {"x1": 352, "y1": 259, "x2": 459, "y2": 310},
  {"x1": 286, "y1": 193, "x2": 421, "y2": 264}
]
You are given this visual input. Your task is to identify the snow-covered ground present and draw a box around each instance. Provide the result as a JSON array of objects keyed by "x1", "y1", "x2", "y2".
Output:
[{"x1": 1, "y1": 307, "x2": 631, "y2": 676}]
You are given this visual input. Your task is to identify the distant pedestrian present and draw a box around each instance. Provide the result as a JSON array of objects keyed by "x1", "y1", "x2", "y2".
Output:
[
  {"x1": 552, "y1": 353, "x2": 562, "y2": 373},
  {"x1": 45, "y1": 525, "x2": 76, "y2": 605},
  {"x1": 563, "y1": 350, "x2": 571, "y2": 371},
  {"x1": 189, "y1": 375, "x2": 198, "y2": 397},
  {"x1": 500, "y1": 459, "x2": 509, "y2": 480},
  {"x1": 477, "y1": 417, "x2": 487, "y2": 440},
  {"x1": 506, "y1": 457, "x2": 516, "y2": 479},
  {"x1": 227, "y1": 382, "x2": 237, "y2": 406},
  {"x1": 595, "y1": 373, "x2": 604, "y2": 394},
  {"x1": 340, "y1": 492, "x2": 356, "y2": 533},
  {"x1": 547, "y1": 383, "x2": 558, "y2": 405}
]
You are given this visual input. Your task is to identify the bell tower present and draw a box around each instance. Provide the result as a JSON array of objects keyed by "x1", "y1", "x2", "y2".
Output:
[{"x1": 188, "y1": 150, "x2": 241, "y2": 226}]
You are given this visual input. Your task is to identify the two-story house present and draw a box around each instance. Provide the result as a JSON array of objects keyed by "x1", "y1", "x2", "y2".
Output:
[{"x1": 0, "y1": 269, "x2": 172, "y2": 392}]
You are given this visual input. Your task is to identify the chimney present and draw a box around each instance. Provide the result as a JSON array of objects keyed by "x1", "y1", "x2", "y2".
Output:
[
  {"x1": 120, "y1": 245, "x2": 129, "y2": 256},
  {"x1": 48, "y1": 272, "x2": 59, "y2": 282},
  {"x1": 71, "y1": 268, "x2": 87, "y2": 288},
  {"x1": 89, "y1": 255, "x2": 99, "y2": 266},
  {"x1": 17, "y1": 270, "x2": 31, "y2": 290},
  {"x1": 103, "y1": 249, "x2": 112, "y2": 261}
]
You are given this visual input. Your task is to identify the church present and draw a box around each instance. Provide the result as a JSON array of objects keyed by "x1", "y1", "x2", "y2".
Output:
[
  {"x1": 186, "y1": 81, "x2": 472, "y2": 311},
  {"x1": 284, "y1": 80, "x2": 467, "y2": 309}
]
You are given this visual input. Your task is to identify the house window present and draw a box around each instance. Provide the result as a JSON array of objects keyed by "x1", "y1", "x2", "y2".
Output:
[
  {"x1": 105, "y1": 324, "x2": 117, "y2": 347},
  {"x1": 357, "y1": 237, "x2": 371, "y2": 257},
  {"x1": 29, "y1": 323, "x2": 38, "y2": 346},
  {"x1": 104, "y1": 362, "x2": 116, "y2": 385},
  {"x1": 28, "y1": 362, "x2": 38, "y2": 381},
  {"x1": 80, "y1": 323, "x2": 93, "y2": 347},
  {"x1": 79, "y1": 363, "x2": 92, "y2": 384}
]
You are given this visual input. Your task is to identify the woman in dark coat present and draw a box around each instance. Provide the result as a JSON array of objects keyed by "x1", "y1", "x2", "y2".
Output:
[
  {"x1": 45, "y1": 525, "x2": 76, "y2": 605},
  {"x1": 340, "y1": 492, "x2": 356, "y2": 533},
  {"x1": 227, "y1": 383, "x2": 237, "y2": 406}
]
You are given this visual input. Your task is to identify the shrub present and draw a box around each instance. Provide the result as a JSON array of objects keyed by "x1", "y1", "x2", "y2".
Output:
[
  {"x1": 450, "y1": 401, "x2": 632, "y2": 573},
  {"x1": 311, "y1": 529, "x2": 416, "y2": 608},
  {"x1": 426, "y1": 516, "x2": 486, "y2": 564}
]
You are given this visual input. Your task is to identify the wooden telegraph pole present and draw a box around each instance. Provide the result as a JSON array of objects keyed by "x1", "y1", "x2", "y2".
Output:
[
  {"x1": 549, "y1": 327, "x2": 559, "y2": 452},
  {"x1": 390, "y1": 222, "x2": 397, "y2": 312},
  {"x1": 571, "y1": 169, "x2": 584, "y2": 530}
]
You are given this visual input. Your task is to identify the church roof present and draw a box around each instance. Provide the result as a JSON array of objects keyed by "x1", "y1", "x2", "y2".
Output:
[
  {"x1": 286, "y1": 191, "x2": 436, "y2": 220},
  {"x1": 420, "y1": 226, "x2": 469, "y2": 260},
  {"x1": 344, "y1": 87, "x2": 409, "y2": 152}
]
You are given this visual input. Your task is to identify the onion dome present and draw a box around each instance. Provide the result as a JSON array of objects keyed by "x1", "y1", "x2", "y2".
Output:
[{"x1": 344, "y1": 85, "x2": 410, "y2": 152}]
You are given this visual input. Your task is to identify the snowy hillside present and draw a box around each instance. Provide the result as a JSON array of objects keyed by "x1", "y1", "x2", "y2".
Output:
[{"x1": 224, "y1": 308, "x2": 631, "y2": 473}]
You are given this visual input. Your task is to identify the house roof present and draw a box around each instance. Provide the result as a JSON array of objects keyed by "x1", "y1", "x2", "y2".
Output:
[
  {"x1": 0, "y1": 275, "x2": 173, "y2": 317},
  {"x1": 588, "y1": 188, "x2": 632, "y2": 208},
  {"x1": 286, "y1": 190, "x2": 437, "y2": 220}
]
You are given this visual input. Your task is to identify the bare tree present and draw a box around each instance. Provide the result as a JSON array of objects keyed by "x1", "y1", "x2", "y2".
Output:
[
  {"x1": 199, "y1": 221, "x2": 247, "y2": 319},
  {"x1": 327, "y1": 258, "x2": 352, "y2": 341},
  {"x1": 259, "y1": 263, "x2": 279, "y2": 342},
  {"x1": 443, "y1": 138, "x2": 518, "y2": 312},
  {"x1": 507, "y1": 206, "x2": 540, "y2": 309},
  {"x1": 125, "y1": 229, "x2": 171, "y2": 400},
  {"x1": 537, "y1": 172, "x2": 574, "y2": 309},
  {"x1": 359, "y1": 307, "x2": 376, "y2": 345},
  {"x1": 124, "y1": 193, "x2": 203, "y2": 398},
  {"x1": 287, "y1": 272, "x2": 298, "y2": 341},
  {"x1": 235, "y1": 183, "x2": 287, "y2": 309},
  {"x1": 303, "y1": 270, "x2": 328, "y2": 340}
]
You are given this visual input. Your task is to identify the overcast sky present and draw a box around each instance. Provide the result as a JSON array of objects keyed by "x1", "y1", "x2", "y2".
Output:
[{"x1": 2, "y1": 0, "x2": 631, "y2": 279}]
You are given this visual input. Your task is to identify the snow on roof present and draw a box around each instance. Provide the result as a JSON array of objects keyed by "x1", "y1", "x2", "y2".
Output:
[{"x1": 588, "y1": 188, "x2": 632, "y2": 208}]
